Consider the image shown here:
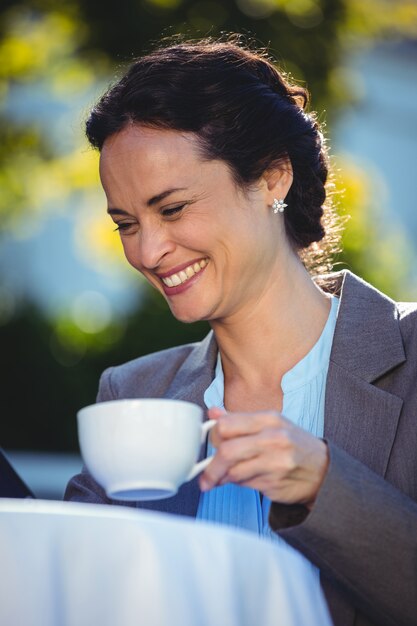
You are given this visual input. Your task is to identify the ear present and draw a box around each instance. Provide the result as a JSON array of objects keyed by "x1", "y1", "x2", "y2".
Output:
[{"x1": 263, "y1": 159, "x2": 293, "y2": 204}]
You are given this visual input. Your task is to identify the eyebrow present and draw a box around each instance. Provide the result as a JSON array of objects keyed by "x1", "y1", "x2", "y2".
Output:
[
  {"x1": 107, "y1": 187, "x2": 187, "y2": 216},
  {"x1": 107, "y1": 208, "x2": 129, "y2": 216},
  {"x1": 147, "y1": 188, "x2": 187, "y2": 206}
]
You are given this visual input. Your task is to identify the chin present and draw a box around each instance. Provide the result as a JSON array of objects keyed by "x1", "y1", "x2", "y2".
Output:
[
  {"x1": 168, "y1": 303, "x2": 213, "y2": 325},
  {"x1": 170, "y1": 310, "x2": 206, "y2": 324}
]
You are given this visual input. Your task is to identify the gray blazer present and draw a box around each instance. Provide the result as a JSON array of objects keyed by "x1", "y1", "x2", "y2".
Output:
[{"x1": 65, "y1": 271, "x2": 417, "y2": 626}]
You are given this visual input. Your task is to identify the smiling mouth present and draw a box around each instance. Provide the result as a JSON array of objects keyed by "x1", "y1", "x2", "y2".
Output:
[{"x1": 160, "y1": 258, "x2": 209, "y2": 287}]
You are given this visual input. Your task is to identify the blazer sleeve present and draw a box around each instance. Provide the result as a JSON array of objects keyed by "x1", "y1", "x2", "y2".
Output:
[{"x1": 269, "y1": 441, "x2": 417, "y2": 626}]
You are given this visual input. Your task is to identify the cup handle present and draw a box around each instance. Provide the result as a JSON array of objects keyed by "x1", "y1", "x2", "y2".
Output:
[{"x1": 186, "y1": 419, "x2": 217, "y2": 482}]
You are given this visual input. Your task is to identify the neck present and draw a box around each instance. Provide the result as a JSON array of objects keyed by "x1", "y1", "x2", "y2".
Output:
[{"x1": 210, "y1": 254, "x2": 332, "y2": 390}]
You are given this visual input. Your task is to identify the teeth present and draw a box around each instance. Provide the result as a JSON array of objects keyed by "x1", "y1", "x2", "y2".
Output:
[{"x1": 161, "y1": 259, "x2": 209, "y2": 287}]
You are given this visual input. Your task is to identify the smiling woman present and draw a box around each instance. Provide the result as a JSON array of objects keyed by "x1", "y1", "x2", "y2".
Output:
[
  {"x1": 99, "y1": 123, "x2": 295, "y2": 324},
  {"x1": 65, "y1": 39, "x2": 417, "y2": 626}
]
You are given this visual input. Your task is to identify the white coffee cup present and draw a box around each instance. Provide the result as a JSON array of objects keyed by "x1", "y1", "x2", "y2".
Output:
[{"x1": 77, "y1": 398, "x2": 216, "y2": 501}]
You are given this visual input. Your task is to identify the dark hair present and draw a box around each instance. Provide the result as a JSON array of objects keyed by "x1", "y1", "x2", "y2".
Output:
[{"x1": 87, "y1": 38, "x2": 339, "y2": 272}]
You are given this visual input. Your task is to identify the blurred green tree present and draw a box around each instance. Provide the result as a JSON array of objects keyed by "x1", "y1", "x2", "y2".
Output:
[{"x1": 0, "y1": 6, "x2": 107, "y2": 233}]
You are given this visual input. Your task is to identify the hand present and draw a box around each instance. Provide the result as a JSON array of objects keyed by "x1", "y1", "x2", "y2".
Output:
[{"x1": 199, "y1": 407, "x2": 329, "y2": 508}]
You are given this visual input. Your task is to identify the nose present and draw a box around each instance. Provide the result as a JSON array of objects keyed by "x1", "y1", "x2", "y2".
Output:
[{"x1": 136, "y1": 223, "x2": 175, "y2": 270}]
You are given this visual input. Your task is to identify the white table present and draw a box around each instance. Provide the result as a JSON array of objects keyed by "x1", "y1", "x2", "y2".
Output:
[{"x1": 0, "y1": 499, "x2": 332, "y2": 626}]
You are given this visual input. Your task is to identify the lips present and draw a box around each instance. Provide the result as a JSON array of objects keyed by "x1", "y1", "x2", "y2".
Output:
[{"x1": 159, "y1": 258, "x2": 209, "y2": 288}]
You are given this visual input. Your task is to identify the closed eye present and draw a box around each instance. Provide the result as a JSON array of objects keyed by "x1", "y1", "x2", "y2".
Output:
[
  {"x1": 162, "y1": 204, "x2": 186, "y2": 218},
  {"x1": 113, "y1": 221, "x2": 137, "y2": 234}
]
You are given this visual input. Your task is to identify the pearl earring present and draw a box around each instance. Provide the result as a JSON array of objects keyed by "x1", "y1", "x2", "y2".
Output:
[{"x1": 272, "y1": 198, "x2": 288, "y2": 213}]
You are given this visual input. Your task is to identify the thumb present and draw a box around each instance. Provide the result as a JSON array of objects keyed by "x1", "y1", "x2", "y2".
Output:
[{"x1": 208, "y1": 406, "x2": 227, "y2": 421}]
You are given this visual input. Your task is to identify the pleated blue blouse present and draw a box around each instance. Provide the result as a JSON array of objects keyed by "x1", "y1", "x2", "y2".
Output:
[{"x1": 196, "y1": 296, "x2": 339, "y2": 577}]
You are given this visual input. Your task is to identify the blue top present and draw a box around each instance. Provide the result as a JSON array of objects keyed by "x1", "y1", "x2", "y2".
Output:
[{"x1": 196, "y1": 296, "x2": 339, "y2": 575}]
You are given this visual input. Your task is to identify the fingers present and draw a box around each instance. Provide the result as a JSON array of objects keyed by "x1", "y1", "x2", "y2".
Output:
[
  {"x1": 219, "y1": 457, "x2": 269, "y2": 487},
  {"x1": 201, "y1": 410, "x2": 286, "y2": 492},
  {"x1": 209, "y1": 428, "x2": 292, "y2": 488},
  {"x1": 200, "y1": 427, "x2": 286, "y2": 491},
  {"x1": 199, "y1": 415, "x2": 330, "y2": 507},
  {"x1": 200, "y1": 433, "x2": 262, "y2": 491},
  {"x1": 210, "y1": 409, "x2": 281, "y2": 448},
  {"x1": 207, "y1": 406, "x2": 227, "y2": 421},
  {"x1": 207, "y1": 406, "x2": 226, "y2": 447}
]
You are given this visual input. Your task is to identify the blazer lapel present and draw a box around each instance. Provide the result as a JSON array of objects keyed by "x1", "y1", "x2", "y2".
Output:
[
  {"x1": 164, "y1": 331, "x2": 218, "y2": 414},
  {"x1": 324, "y1": 271, "x2": 405, "y2": 476},
  {"x1": 135, "y1": 332, "x2": 218, "y2": 518}
]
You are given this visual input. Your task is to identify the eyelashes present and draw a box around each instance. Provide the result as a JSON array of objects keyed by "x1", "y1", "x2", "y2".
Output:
[
  {"x1": 112, "y1": 203, "x2": 187, "y2": 234},
  {"x1": 162, "y1": 203, "x2": 186, "y2": 217},
  {"x1": 113, "y1": 223, "x2": 132, "y2": 232}
]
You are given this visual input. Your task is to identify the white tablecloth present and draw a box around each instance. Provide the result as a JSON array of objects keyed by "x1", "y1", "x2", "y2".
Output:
[{"x1": 0, "y1": 499, "x2": 332, "y2": 626}]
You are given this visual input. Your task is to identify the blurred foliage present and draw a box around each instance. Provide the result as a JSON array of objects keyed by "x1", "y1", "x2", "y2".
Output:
[
  {"x1": 74, "y1": 0, "x2": 347, "y2": 113},
  {"x1": 342, "y1": 0, "x2": 417, "y2": 41},
  {"x1": 1, "y1": 0, "x2": 416, "y2": 451},
  {"x1": 0, "y1": 5, "x2": 106, "y2": 233},
  {"x1": 334, "y1": 156, "x2": 416, "y2": 300},
  {"x1": 0, "y1": 292, "x2": 208, "y2": 451}
]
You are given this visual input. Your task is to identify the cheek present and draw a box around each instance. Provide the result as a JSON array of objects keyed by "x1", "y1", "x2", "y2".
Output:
[{"x1": 120, "y1": 239, "x2": 141, "y2": 271}]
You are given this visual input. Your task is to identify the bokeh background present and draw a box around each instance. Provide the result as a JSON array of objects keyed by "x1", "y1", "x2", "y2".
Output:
[{"x1": 1, "y1": 0, "x2": 417, "y2": 497}]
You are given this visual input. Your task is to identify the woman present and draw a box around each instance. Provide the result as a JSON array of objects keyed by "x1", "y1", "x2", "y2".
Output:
[{"x1": 65, "y1": 40, "x2": 417, "y2": 626}]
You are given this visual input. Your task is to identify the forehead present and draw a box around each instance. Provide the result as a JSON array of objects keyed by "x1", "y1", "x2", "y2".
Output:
[{"x1": 99, "y1": 125, "x2": 203, "y2": 184}]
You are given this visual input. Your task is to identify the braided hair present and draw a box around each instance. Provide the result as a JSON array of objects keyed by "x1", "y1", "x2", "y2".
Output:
[{"x1": 87, "y1": 38, "x2": 339, "y2": 272}]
